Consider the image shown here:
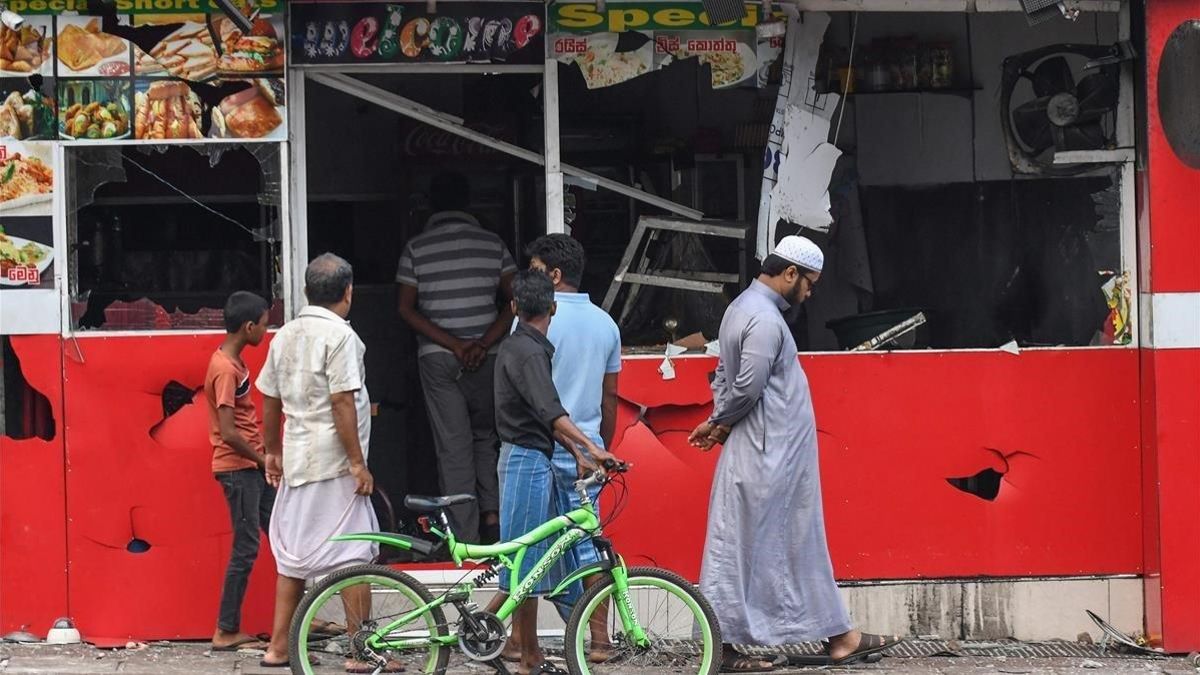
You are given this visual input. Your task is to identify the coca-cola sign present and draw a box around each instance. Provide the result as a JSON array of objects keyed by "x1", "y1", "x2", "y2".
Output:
[{"x1": 403, "y1": 123, "x2": 512, "y2": 157}]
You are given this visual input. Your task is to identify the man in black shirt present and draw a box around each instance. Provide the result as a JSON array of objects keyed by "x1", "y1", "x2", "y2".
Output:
[{"x1": 494, "y1": 269, "x2": 615, "y2": 675}]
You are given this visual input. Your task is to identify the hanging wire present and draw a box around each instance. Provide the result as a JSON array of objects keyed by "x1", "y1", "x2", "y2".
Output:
[
  {"x1": 120, "y1": 152, "x2": 262, "y2": 240},
  {"x1": 832, "y1": 12, "x2": 859, "y2": 146}
]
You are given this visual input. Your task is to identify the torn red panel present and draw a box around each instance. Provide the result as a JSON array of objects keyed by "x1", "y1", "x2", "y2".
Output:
[
  {"x1": 608, "y1": 399, "x2": 642, "y2": 452},
  {"x1": 61, "y1": 334, "x2": 276, "y2": 639},
  {"x1": 606, "y1": 421, "x2": 719, "y2": 580},
  {"x1": 1, "y1": 335, "x2": 68, "y2": 637},
  {"x1": 643, "y1": 404, "x2": 710, "y2": 435},
  {"x1": 616, "y1": 356, "x2": 714, "y2": 408},
  {"x1": 616, "y1": 351, "x2": 1141, "y2": 581}
]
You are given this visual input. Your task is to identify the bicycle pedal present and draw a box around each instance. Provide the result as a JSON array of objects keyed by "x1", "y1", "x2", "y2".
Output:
[{"x1": 486, "y1": 656, "x2": 512, "y2": 674}]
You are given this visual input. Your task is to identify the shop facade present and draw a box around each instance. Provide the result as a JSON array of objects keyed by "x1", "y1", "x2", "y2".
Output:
[{"x1": 1, "y1": 0, "x2": 1197, "y2": 652}]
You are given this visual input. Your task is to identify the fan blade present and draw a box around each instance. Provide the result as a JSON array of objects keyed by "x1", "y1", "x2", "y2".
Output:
[
  {"x1": 1032, "y1": 56, "x2": 1075, "y2": 97},
  {"x1": 1057, "y1": 122, "x2": 1107, "y2": 151},
  {"x1": 1075, "y1": 72, "x2": 1118, "y2": 122},
  {"x1": 1013, "y1": 97, "x2": 1056, "y2": 153}
]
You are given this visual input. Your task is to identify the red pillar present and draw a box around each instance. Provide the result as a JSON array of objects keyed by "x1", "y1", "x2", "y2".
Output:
[{"x1": 1139, "y1": 0, "x2": 1200, "y2": 653}]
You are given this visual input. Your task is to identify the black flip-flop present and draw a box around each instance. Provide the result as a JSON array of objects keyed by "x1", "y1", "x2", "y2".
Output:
[
  {"x1": 260, "y1": 655, "x2": 322, "y2": 668},
  {"x1": 527, "y1": 661, "x2": 568, "y2": 675},
  {"x1": 719, "y1": 655, "x2": 776, "y2": 673},
  {"x1": 784, "y1": 650, "x2": 885, "y2": 666},
  {"x1": 831, "y1": 634, "x2": 903, "y2": 665},
  {"x1": 211, "y1": 636, "x2": 269, "y2": 652}
]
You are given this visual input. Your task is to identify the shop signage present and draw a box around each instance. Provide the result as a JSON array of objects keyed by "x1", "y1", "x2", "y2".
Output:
[
  {"x1": 548, "y1": 2, "x2": 783, "y2": 90},
  {"x1": 1, "y1": 7, "x2": 287, "y2": 143},
  {"x1": 1, "y1": 139, "x2": 59, "y2": 334},
  {"x1": 549, "y1": 2, "x2": 773, "y2": 32},
  {"x1": 289, "y1": 1, "x2": 545, "y2": 65},
  {"x1": 0, "y1": 0, "x2": 283, "y2": 15}
]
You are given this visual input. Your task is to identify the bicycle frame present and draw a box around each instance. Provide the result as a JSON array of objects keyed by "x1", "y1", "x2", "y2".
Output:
[{"x1": 327, "y1": 481, "x2": 650, "y2": 654}]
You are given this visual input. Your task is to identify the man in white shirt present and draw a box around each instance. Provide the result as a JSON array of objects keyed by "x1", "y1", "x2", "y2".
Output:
[{"x1": 256, "y1": 253, "x2": 393, "y2": 672}]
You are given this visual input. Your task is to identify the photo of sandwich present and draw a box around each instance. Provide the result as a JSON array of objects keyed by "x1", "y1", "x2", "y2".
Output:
[
  {"x1": 0, "y1": 86, "x2": 56, "y2": 140},
  {"x1": 56, "y1": 17, "x2": 131, "y2": 76},
  {"x1": 210, "y1": 78, "x2": 284, "y2": 139},
  {"x1": 135, "y1": 80, "x2": 204, "y2": 140},
  {"x1": 217, "y1": 17, "x2": 284, "y2": 75}
]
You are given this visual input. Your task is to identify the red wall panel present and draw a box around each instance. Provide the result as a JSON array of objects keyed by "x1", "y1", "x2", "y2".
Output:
[
  {"x1": 1144, "y1": 1, "x2": 1200, "y2": 293},
  {"x1": 4, "y1": 335, "x2": 1144, "y2": 639},
  {"x1": 608, "y1": 350, "x2": 1143, "y2": 581},
  {"x1": 60, "y1": 334, "x2": 277, "y2": 641},
  {"x1": 1, "y1": 336, "x2": 68, "y2": 636},
  {"x1": 1145, "y1": 348, "x2": 1200, "y2": 651}
]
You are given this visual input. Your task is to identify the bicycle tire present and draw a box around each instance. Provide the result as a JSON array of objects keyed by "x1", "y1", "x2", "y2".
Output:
[
  {"x1": 563, "y1": 566, "x2": 721, "y2": 675},
  {"x1": 288, "y1": 563, "x2": 451, "y2": 675}
]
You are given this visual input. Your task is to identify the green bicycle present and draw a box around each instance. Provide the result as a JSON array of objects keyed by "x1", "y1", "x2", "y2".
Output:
[{"x1": 287, "y1": 463, "x2": 721, "y2": 675}]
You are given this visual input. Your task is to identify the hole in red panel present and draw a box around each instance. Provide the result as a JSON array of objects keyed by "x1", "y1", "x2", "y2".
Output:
[
  {"x1": 947, "y1": 469, "x2": 1004, "y2": 501},
  {"x1": 1, "y1": 337, "x2": 56, "y2": 441},
  {"x1": 126, "y1": 538, "x2": 151, "y2": 553}
]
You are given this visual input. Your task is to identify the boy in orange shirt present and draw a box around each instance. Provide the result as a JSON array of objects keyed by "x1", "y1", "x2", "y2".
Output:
[{"x1": 205, "y1": 291, "x2": 272, "y2": 651}]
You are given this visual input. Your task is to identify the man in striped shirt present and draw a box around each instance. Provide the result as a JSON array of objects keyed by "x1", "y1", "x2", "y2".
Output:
[{"x1": 397, "y1": 172, "x2": 516, "y2": 543}]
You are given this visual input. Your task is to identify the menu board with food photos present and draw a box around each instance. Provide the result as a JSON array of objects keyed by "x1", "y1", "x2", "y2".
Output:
[
  {"x1": 1, "y1": 138, "x2": 59, "y2": 334},
  {"x1": 0, "y1": 1, "x2": 286, "y2": 143}
]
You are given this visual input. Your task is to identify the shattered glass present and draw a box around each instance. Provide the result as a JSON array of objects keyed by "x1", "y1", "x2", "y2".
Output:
[{"x1": 65, "y1": 143, "x2": 283, "y2": 332}]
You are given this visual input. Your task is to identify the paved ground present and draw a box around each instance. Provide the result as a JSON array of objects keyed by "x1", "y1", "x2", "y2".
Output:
[{"x1": 1, "y1": 642, "x2": 1197, "y2": 674}]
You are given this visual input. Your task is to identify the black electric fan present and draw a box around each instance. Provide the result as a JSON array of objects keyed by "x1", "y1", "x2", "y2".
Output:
[{"x1": 1000, "y1": 44, "x2": 1120, "y2": 175}]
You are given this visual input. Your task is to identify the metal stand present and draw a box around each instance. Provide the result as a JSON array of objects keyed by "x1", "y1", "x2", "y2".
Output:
[{"x1": 602, "y1": 216, "x2": 748, "y2": 326}]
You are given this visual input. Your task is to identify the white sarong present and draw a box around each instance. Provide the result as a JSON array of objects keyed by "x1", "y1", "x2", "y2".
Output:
[{"x1": 270, "y1": 473, "x2": 379, "y2": 580}]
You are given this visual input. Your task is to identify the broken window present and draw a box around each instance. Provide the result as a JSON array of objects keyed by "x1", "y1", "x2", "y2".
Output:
[{"x1": 65, "y1": 143, "x2": 283, "y2": 331}]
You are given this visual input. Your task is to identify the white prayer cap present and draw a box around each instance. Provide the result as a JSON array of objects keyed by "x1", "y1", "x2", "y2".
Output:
[{"x1": 773, "y1": 235, "x2": 824, "y2": 273}]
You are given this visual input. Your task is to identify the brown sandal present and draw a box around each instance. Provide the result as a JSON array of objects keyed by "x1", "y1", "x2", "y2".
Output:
[
  {"x1": 831, "y1": 633, "x2": 903, "y2": 665},
  {"x1": 719, "y1": 655, "x2": 776, "y2": 673}
]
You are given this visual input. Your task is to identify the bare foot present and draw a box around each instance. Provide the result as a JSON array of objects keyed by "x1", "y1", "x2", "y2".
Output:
[
  {"x1": 827, "y1": 629, "x2": 862, "y2": 662},
  {"x1": 260, "y1": 648, "x2": 289, "y2": 666},
  {"x1": 587, "y1": 640, "x2": 615, "y2": 663},
  {"x1": 501, "y1": 638, "x2": 521, "y2": 662},
  {"x1": 211, "y1": 630, "x2": 267, "y2": 650}
]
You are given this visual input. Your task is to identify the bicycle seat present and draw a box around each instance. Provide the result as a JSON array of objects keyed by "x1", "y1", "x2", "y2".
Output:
[{"x1": 404, "y1": 494, "x2": 476, "y2": 513}]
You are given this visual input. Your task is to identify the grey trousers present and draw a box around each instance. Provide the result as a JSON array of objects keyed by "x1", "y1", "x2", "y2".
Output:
[{"x1": 417, "y1": 351, "x2": 500, "y2": 543}]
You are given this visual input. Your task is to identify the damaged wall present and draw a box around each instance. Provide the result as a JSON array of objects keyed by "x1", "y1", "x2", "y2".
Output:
[
  {"x1": 10, "y1": 334, "x2": 279, "y2": 641},
  {"x1": 607, "y1": 351, "x2": 1142, "y2": 582},
  {"x1": 2, "y1": 336, "x2": 1141, "y2": 639},
  {"x1": 0, "y1": 336, "x2": 68, "y2": 637}
]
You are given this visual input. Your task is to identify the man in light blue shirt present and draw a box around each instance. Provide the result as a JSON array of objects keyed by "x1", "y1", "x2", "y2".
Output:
[{"x1": 499, "y1": 234, "x2": 621, "y2": 664}]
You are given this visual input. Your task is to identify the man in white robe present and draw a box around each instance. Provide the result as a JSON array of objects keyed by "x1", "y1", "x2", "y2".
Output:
[
  {"x1": 257, "y1": 253, "x2": 388, "y2": 672},
  {"x1": 690, "y1": 236, "x2": 901, "y2": 672}
]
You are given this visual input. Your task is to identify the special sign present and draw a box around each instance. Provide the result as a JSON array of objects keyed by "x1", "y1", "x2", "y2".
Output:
[
  {"x1": 549, "y1": 2, "x2": 774, "y2": 32},
  {"x1": 290, "y1": 1, "x2": 544, "y2": 65}
]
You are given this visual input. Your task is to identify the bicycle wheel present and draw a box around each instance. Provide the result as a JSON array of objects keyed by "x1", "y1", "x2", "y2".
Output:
[
  {"x1": 289, "y1": 564, "x2": 451, "y2": 675},
  {"x1": 563, "y1": 566, "x2": 721, "y2": 675}
]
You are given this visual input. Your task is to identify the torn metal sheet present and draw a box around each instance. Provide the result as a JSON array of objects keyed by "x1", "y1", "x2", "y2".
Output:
[{"x1": 756, "y1": 10, "x2": 838, "y2": 258}]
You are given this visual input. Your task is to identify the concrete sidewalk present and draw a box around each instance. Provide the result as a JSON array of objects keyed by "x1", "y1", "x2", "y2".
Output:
[{"x1": 1, "y1": 642, "x2": 1196, "y2": 675}]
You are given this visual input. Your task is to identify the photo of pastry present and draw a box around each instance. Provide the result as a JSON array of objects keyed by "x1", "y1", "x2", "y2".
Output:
[
  {"x1": 58, "y1": 80, "x2": 131, "y2": 140},
  {"x1": 56, "y1": 16, "x2": 132, "y2": 76},
  {"x1": 0, "y1": 81, "x2": 56, "y2": 140},
  {"x1": 0, "y1": 18, "x2": 53, "y2": 76},
  {"x1": 134, "y1": 80, "x2": 203, "y2": 140},
  {"x1": 209, "y1": 78, "x2": 284, "y2": 140}
]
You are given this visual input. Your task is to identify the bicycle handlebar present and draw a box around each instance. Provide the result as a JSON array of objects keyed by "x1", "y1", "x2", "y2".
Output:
[{"x1": 574, "y1": 460, "x2": 630, "y2": 491}]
